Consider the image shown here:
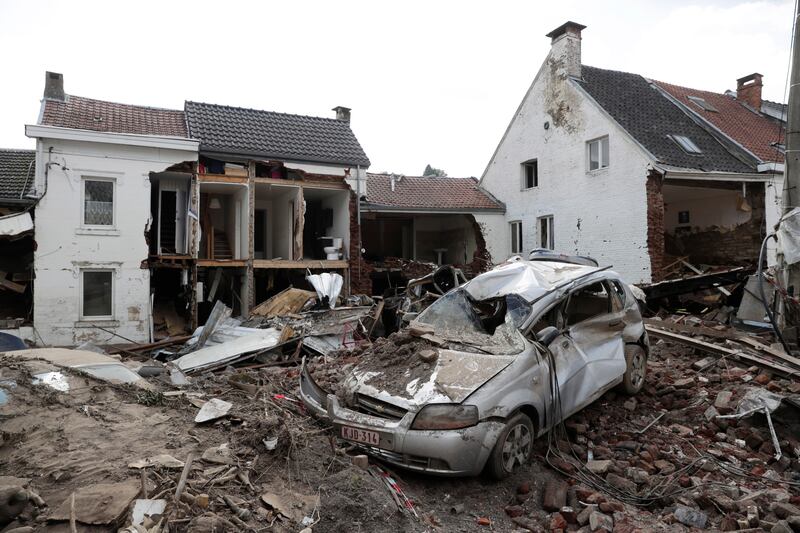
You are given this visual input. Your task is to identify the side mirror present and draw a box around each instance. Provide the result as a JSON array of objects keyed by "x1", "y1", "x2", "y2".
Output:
[{"x1": 537, "y1": 326, "x2": 560, "y2": 347}]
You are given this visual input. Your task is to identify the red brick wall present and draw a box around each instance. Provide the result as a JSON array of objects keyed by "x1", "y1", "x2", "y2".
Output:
[{"x1": 646, "y1": 171, "x2": 665, "y2": 281}]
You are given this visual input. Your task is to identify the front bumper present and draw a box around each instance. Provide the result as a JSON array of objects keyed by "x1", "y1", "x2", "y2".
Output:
[{"x1": 299, "y1": 360, "x2": 503, "y2": 476}]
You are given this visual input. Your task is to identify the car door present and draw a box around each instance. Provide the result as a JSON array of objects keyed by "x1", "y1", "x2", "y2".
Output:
[
  {"x1": 528, "y1": 300, "x2": 589, "y2": 423},
  {"x1": 563, "y1": 280, "x2": 627, "y2": 411}
]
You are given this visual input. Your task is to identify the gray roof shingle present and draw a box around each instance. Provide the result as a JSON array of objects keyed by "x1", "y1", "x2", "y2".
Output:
[
  {"x1": 576, "y1": 66, "x2": 755, "y2": 174},
  {"x1": 185, "y1": 101, "x2": 370, "y2": 167},
  {"x1": 0, "y1": 149, "x2": 36, "y2": 202}
]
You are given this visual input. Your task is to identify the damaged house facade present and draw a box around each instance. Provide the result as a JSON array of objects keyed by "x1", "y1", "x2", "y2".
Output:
[
  {"x1": 480, "y1": 22, "x2": 786, "y2": 284},
  {"x1": 25, "y1": 73, "x2": 200, "y2": 346},
  {"x1": 20, "y1": 73, "x2": 370, "y2": 346},
  {"x1": 358, "y1": 173, "x2": 505, "y2": 294},
  {"x1": 0, "y1": 149, "x2": 36, "y2": 334}
]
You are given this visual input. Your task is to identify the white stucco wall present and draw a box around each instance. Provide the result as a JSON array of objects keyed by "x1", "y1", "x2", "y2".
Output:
[
  {"x1": 31, "y1": 135, "x2": 197, "y2": 346},
  {"x1": 479, "y1": 47, "x2": 655, "y2": 283},
  {"x1": 765, "y1": 175, "x2": 784, "y2": 266}
]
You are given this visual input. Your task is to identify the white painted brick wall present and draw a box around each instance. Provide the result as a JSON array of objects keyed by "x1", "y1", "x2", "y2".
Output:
[
  {"x1": 480, "y1": 53, "x2": 655, "y2": 284},
  {"x1": 32, "y1": 138, "x2": 196, "y2": 346}
]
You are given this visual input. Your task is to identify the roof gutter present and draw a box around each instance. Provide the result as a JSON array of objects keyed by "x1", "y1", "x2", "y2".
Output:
[{"x1": 654, "y1": 165, "x2": 776, "y2": 182}]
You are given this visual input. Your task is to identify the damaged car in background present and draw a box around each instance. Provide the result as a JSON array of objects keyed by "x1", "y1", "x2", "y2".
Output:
[{"x1": 300, "y1": 255, "x2": 649, "y2": 478}]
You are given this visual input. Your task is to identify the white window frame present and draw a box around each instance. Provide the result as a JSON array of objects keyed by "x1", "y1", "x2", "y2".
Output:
[
  {"x1": 586, "y1": 136, "x2": 610, "y2": 172},
  {"x1": 81, "y1": 177, "x2": 116, "y2": 228},
  {"x1": 538, "y1": 215, "x2": 554, "y2": 250},
  {"x1": 510, "y1": 221, "x2": 523, "y2": 255},
  {"x1": 521, "y1": 160, "x2": 538, "y2": 190},
  {"x1": 80, "y1": 269, "x2": 115, "y2": 321}
]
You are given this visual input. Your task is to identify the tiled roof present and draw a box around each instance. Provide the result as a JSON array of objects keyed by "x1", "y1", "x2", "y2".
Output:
[
  {"x1": 656, "y1": 81, "x2": 785, "y2": 164},
  {"x1": 0, "y1": 149, "x2": 36, "y2": 201},
  {"x1": 185, "y1": 101, "x2": 370, "y2": 167},
  {"x1": 41, "y1": 95, "x2": 188, "y2": 137},
  {"x1": 364, "y1": 173, "x2": 504, "y2": 211},
  {"x1": 576, "y1": 66, "x2": 755, "y2": 174}
]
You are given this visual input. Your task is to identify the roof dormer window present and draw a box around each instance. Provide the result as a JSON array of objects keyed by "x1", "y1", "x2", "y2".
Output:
[
  {"x1": 687, "y1": 95, "x2": 718, "y2": 112},
  {"x1": 669, "y1": 134, "x2": 702, "y2": 154}
]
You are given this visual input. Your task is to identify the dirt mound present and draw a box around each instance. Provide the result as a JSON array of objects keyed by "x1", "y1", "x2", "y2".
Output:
[
  {"x1": 314, "y1": 466, "x2": 422, "y2": 533},
  {"x1": 351, "y1": 331, "x2": 438, "y2": 397}
]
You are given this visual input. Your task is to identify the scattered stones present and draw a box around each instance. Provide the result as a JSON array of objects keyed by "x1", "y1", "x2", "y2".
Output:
[
  {"x1": 674, "y1": 377, "x2": 694, "y2": 389},
  {"x1": 605, "y1": 473, "x2": 636, "y2": 493},
  {"x1": 577, "y1": 505, "x2": 596, "y2": 526},
  {"x1": 504, "y1": 504, "x2": 524, "y2": 518},
  {"x1": 586, "y1": 460, "x2": 613, "y2": 475},
  {"x1": 715, "y1": 390, "x2": 733, "y2": 411},
  {"x1": 674, "y1": 505, "x2": 708, "y2": 528},
  {"x1": 653, "y1": 459, "x2": 676, "y2": 475},
  {"x1": 351, "y1": 455, "x2": 369, "y2": 470},
  {"x1": 623, "y1": 398, "x2": 637, "y2": 411},
  {"x1": 773, "y1": 501, "x2": 800, "y2": 519},
  {"x1": 549, "y1": 511, "x2": 567, "y2": 530},
  {"x1": 560, "y1": 506, "x2": 577, "y2": 524},
  {"x1": 588, "y1": 510, "x2": 614, "y2": 531}
]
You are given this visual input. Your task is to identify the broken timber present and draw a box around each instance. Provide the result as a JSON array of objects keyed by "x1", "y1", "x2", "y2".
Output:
[{"x1": 645, "y1": 324, "x2": 799, "y2": 378}]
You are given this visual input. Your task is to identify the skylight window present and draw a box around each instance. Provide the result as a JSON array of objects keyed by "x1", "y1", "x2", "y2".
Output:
[
  {"x1": 687, "y1": 95, "x2": 718, "y2": 112},
  {"x1": 670, "y1": 134, "x2": 702, "y2": 154}
]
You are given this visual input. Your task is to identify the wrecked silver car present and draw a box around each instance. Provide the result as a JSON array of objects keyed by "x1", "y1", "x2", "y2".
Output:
[{"x1": 300, "y1": 257, "x2": 649, "y2": 478}]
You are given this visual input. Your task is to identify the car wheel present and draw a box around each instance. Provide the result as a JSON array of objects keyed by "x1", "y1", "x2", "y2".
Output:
[
  {"x1": 487, "y1": 413, "x2": 534, "y2": 480},
  {"x1": 621, "y1": 344, "x2": 647, "y2": 394}
]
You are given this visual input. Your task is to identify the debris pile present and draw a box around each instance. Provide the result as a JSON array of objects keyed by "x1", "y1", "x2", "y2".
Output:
[{"x1": 0, "y1": 270, "x2": 798, "y2": 532}]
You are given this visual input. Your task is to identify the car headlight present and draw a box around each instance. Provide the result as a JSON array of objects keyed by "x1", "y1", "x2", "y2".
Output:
[{"x1": 411, "y1": 404, "x2": 479, "y2": 430}]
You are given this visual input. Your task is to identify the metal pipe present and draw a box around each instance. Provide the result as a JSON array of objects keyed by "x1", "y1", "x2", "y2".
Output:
[{"x1": 758, "y1": 232, "x2": 792, "y2": 353}]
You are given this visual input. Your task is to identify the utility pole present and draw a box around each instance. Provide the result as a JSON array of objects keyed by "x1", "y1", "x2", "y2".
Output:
[{"x1": 778, "y1": 1, "x2": 800, "y2": 339}]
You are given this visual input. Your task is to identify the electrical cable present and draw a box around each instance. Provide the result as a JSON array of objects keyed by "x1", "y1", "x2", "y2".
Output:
[{"x1": 757, "y1": 232, "x2": 792, "y2": 353}]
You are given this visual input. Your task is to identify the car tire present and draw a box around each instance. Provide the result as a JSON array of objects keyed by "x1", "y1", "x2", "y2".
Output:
[
  {"x1": 621, "y1": 344, "x2": 647, "y2": 394},
  {"x1": 487, "y1": 413, "x2": 534, "y2": 480}
]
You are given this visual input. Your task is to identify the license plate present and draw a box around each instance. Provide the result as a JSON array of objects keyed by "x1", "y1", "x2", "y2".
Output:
[{"x1": 341, "y1": 426, "x2": 380, "y2": 446}]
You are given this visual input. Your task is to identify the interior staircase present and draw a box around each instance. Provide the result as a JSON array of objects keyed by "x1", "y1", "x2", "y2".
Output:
[{"x1": 213, "y1": 230, "x2": 233, "y2": 260}]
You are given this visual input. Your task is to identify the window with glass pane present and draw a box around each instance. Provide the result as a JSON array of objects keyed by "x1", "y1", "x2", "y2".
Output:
[
  {"x1": 84, "y1": 180, "x2": 114, "y2": 225},
  {"x1": 587, "y1": 137, "x2": 609, "y2": 171},
  {"x1": 510, "y1": 221, "x2": 523, "y2": 254},
  {"x1": 538, "y1": 215, "x2": 554, "y2": 249},
  {"x1": 83, "y1": 271, "x2": 113, "y2": 318}
]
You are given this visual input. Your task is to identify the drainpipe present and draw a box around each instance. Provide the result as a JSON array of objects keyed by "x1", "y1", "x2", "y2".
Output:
[
  {"x1": 356, "y1": 165, "x2": 362, "y2": 291},
  {"x1": 778, "y1": 1, "x2": 800, "y2": 333}
]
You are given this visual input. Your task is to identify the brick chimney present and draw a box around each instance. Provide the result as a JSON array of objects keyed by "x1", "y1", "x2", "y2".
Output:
[
  {"x1": 546, "y1": 21, "x2": 586, "y2": 79},
  {"x1": 332, "y1": 106, "x2": 351, "y2": 123},
  {"x1": 737, "y1": 73, "x2": 763, "y2": 110},
  {"x1": 43, "y1": 71, "x2": 65, "y2": 101}
]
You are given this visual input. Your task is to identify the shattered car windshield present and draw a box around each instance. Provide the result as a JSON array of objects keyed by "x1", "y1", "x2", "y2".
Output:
[{"x1": 415, "y1": 289, "x2": 528, "y2": 354}]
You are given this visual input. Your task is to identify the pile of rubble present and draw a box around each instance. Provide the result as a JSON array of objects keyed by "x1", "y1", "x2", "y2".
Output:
[{"x1": 0, "y1": 270, "x2": 798, "y2": 532}]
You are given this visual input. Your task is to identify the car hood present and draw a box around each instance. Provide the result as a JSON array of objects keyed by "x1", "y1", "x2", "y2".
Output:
[{"x1": 345, "y1": 348, "x2": 516, "y2": 411}]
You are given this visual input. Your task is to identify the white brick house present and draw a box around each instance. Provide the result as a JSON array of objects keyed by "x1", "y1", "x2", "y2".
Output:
[
  {"x1": 480, "y1": 22, "x2": 785, "y2": 284},
  {"x1": 26, "y1": 73, "x2": 198, "y2": 346}
]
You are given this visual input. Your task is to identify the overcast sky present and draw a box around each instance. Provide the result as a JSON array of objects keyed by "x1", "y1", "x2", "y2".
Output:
[{"x1": 0, "y1": 0, "x2": 793, "y2": 177}]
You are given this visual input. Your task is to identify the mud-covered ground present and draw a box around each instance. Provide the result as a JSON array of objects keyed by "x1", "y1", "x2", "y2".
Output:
[{"x1": 1, "y1": 331, "x2": 798, "y2": 532}]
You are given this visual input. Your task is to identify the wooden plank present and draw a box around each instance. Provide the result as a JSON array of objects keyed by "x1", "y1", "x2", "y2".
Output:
[
  {"x1": 645, "y1": 324, "x2": 799, "y2": 377},
  {"x1": 253, "y1": 177, "x2": 347, "y2": 190},
  {"x1": 680, "y1": 260, "x2": 731, "y2": 296},
  {"x1": 251, "y1": 287, "x2": 316, "y2": 318},
  {"x1": 252, "y1": 259, "x2": 348, "y2": 269},
  {"x1": 0, "y1": 271, "x2": 25, "y2": 294},
  {"x1": 736, "y1": 336, "x2": 800, "y2": 369},
  {"x1": 197, "y1": 173, "x2": 248, "y2": 184},
  {"x1": 197, "y1": 260, "x2": 247, "y2": 267}
]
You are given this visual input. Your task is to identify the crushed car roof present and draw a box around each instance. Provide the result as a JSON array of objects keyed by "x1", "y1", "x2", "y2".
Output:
[{"x1": 463, "y1": 258, "x2": 604, "y2": 303}]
